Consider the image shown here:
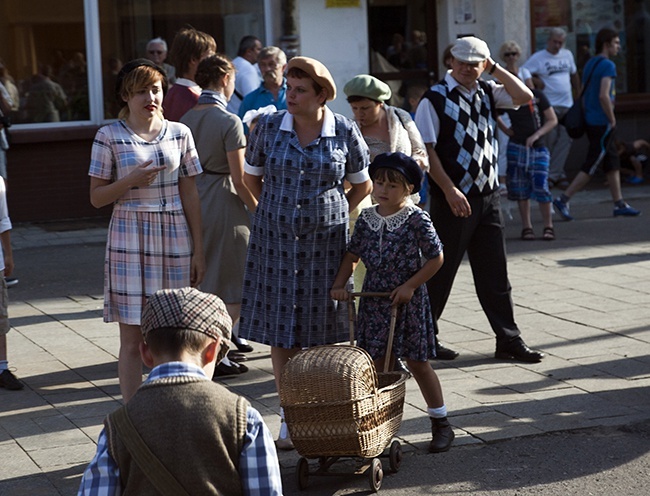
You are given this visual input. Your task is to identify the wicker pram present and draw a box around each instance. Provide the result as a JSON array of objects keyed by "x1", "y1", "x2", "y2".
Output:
[
  {"x1": 280, "y1": 345, "x2": 407, "y2": 458},
  {"x1": 280, "y1": 293, "x2": 408, "y2": 491}
]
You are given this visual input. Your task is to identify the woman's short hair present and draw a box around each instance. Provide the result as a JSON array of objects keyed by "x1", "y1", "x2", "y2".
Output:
[
  {"x1": 498, "y1": 40, "x2": 522, "y2": 61},
  {"x1": 117, "y1": 64, "x2": 166, "y2": 120},
  {"x1": 195, "y1": 53, "x2": 233, "y2": 89},
  {"x1": 286, "y1": 67, "x2": 325, "y2": 103}
]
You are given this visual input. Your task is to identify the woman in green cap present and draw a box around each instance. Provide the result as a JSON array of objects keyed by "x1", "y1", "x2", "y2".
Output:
[{"x1": 344, "y1": 74, "x2": 428, "y2": 184}]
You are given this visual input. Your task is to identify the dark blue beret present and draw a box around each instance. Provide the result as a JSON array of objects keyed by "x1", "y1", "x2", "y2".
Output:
[{"x1": 369, "y1": 152, "x2": 424, "y2": 190}]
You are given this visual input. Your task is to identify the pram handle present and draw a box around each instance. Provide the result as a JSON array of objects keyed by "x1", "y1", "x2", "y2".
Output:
[{"x1": 347, "y1": 292, "x2": 398, "y2": 373}]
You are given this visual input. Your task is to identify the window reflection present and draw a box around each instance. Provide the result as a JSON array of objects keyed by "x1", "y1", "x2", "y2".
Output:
[
  {"x1": 0, "y1": 0, "x2": 88, "y2": 123},
  {"x1": 99, "y1": 0, "x2": 266, "y2": 119}
]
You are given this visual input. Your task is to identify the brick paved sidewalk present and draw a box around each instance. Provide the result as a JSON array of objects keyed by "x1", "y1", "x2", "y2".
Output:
[{"x1": 1, "y1": 184, "x2": 649, "y2": 494}]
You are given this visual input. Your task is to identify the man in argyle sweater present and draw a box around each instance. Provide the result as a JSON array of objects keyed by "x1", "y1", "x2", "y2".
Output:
[{"x1": 415, "y1": 36, "x2": 544, "y2": 363}]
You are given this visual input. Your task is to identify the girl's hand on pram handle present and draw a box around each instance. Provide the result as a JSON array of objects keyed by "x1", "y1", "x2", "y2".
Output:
[
  {"x1": 330, "y1": 287, "x2": 350, "y2": 301},
  {"x1": 390, "y1": 284, "x2": 415, "y2": 305}
]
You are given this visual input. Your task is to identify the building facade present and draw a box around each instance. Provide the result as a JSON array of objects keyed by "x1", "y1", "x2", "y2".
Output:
[{"x1": 2, "y1": 0, "x2": 648, "y2": 221}]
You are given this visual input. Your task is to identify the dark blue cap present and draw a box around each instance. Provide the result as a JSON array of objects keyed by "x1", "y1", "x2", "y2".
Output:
[{"x1": 369, "y1": 152, "x2": 424, "y2": 190}]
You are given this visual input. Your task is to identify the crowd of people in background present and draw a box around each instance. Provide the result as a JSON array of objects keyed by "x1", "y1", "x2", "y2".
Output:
[{"x1": 1, "y1": 21, "x2": 644, "y2": 496}]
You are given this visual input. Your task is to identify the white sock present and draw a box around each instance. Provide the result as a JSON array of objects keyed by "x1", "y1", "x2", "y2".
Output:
[
  {"x1": 0, "y1": 360, "x2": 8, "y2": 372},
  {"x1": 279, "y1": 407, "x2": 290, "y2": 439},
  {"x1": 428, "y1": 405, "x2": 447, "y2": 418}
]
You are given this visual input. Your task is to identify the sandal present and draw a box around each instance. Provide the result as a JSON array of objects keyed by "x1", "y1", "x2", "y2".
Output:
[
  {"x1": 521, "y1": 227, "x2": 535, "y2": 241},
  {"x1": 542, "y1": 227, "x2": 555, "y2": 241}
]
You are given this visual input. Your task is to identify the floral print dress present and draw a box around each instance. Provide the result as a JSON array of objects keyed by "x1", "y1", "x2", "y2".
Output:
[{"x1": 347, "y1": 204, "x2": 443, "y2": 361}]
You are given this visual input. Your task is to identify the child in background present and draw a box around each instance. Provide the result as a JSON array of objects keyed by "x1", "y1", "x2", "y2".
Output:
[
  {"x1": 0, "y1": 175, "x2": 21, "y2": 390},
  {"x1": 616, "y1": 139, "x2": 649, "y2": 184},
  {"x1": 503, "y1": 89, "x2": 558, "y2": 240},
  {"x1": 331, "y1": 152, "x2": 453, "y2": 453}
]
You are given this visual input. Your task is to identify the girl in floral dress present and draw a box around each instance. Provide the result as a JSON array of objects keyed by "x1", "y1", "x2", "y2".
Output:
[
  {"x1": 331, "y1": 152, "x2": 454, "y2": 453},
  {"x1": 89, "y1": 59, "x2": 204, "y2": 402}
]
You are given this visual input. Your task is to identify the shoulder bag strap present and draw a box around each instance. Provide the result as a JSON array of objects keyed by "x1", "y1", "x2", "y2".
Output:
[
  {"x1": 579, "y1": 56, "x2": 606, "y2": 98},
  {"x1": 110, "y1": 406, "x2": 191, "y2": 496}
]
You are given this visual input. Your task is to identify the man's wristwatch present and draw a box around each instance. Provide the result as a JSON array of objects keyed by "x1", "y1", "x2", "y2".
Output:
[{"x1": 489, "y1": 62, "x2": 499, "y2": 75}]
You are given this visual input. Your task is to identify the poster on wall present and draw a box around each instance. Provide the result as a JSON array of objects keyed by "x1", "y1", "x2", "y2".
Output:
[{"x1": 454, "y1": 0, "x2": 476, "y2": 24}]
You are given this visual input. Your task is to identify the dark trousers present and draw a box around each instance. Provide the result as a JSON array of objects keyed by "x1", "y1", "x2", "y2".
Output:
[{"x1": 427, "y1": 189, "x2": 521, "y2": 345}]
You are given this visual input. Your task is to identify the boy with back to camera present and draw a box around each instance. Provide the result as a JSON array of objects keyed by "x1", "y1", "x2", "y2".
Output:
[{"x1": 78, "y1": 287, "x2": 282, "y2": 496}]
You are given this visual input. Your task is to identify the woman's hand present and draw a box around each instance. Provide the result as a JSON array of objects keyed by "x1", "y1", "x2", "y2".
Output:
[
  {"x1": 390, "y1": 284, "x2": 415, "y2": 305},
  {"x1": 444, "y1": 186, "x2": 471, "y2": 217},
  {"x1": 330, "y1": 287, "x2": 350, "y2": 301},
  {"x1": 128, "y1": 160, "x2": 166, "y2": 188},
  {"x1": 190, "y1": 252, "x2": 206, "y2": 288}
]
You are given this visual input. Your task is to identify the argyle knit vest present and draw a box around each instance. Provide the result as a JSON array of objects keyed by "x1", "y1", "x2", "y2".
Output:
[
  {"x1": 105, "y1": 377, "x2": 248, "y2": 496},
  {"x1": 424, "y1": 79, "x2": 499, "y2": 197}
]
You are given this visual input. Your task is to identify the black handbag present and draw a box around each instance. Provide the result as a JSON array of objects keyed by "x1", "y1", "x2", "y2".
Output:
[{"x1": 562, "y1": 57, "x2": 605, "y2": 139}]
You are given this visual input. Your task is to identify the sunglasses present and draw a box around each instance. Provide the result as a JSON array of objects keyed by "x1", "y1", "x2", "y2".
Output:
[
  {"x1": 504, "y1": 52, "x2": 519, "y2": 57},
  {"x1": 148, "y1": 50, "x2": 164, "y2": 55}
]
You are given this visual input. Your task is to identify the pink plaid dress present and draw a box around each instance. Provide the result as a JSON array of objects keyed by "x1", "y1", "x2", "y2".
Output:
[{"x1": 89, "y1": 120, "x2": 202, "y2": 324}]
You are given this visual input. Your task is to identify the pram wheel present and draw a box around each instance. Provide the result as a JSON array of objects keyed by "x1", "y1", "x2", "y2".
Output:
[
  {"x1": 389, "y1": 440, "x2": 402, "y2": 472},
  {"x1": 369, "y1": 457, "x2": 383, "y2": 492},
  {"x1": 296, "y1": 457, "x2": 309, "y2": 490}
]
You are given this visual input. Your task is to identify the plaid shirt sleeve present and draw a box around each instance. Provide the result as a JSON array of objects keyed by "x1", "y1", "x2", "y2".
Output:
[
  {"x1": 240, "y1": 407, "x2": 283, "y2": 496},
  {"x1": 77, "y1": 428, "x2": 121, "y2": 496}
]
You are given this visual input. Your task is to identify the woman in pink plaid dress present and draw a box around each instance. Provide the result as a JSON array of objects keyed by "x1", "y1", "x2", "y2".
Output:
[{"x1": 89, "y1": 59, "x2": 204, "y2": 401}]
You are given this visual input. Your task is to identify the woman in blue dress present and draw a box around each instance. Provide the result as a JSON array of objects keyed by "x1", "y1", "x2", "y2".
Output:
[{"x1": 240, "y1": 57, "x2": 372, "y2": 449}]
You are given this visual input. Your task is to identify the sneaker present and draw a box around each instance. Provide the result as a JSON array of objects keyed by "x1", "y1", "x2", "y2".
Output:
[
  {"x1": 613, "y1": 204, "x2": 641, "y2": 217},
  {"x1": 625, "y1": 176, "x2": 644, "y2": 185},
  {"x1": 553, "y1": 197, "x2": 573, "y2": 221},
  {"x1": 0, "y1": 369, "x2": 24, "y2": 390},
  {"x1": 4, "y1": 277, "x2": 18, "y2": 288}
]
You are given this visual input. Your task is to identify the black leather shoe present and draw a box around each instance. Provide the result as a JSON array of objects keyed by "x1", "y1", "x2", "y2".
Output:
[
  {"x1": 213, "y1": 362, "x2": 241, "y2": 378},
  {"x1": 227, "y1": 351, "x2": 248, "y2": 361},
  {"x1": 495, "y1": 339, "x2": 545, "y2": 363},
  {"x1": 233, "y1": 336, "x2": 254, "y2": 353},
  {"x1": 434, "y1": 342, "x2": 459, "y2": 360}
]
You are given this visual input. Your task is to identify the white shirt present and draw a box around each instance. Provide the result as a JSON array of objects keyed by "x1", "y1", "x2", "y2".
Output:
[
  {"x1": 414, "y1": 72, "x2": 515, "y2": 145},
  {"x1": 0, "y1": 177, "x2": 12, "y2": 271},
  {"x1": 227, "y1": 56, "x2": 262, "y2": 114},
  {"x1": 522, "y1": 48, "x2": 577, "y2": 108}
]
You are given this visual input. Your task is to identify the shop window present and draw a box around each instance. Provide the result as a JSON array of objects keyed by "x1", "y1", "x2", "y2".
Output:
[
  {"x1": 0, "y1": 0, "x2": 89, "y2": 124},
  {"x1": 98, "y1": 0, "x2": 265, "y2": 118},
  {"x1": 530, "y1": 0, "x2": 650, "y2": 96},
  {"x1": 367, "y1": 0, "x2": 436, "y2": 110},
  {"x1": 0, "y1": 0, "x2": 265, "y2": 128}
]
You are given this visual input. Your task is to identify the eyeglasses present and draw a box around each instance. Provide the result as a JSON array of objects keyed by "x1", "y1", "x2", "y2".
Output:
[
  {"x1": 148, "y1": 50, "x2": 164, "y2": 55},
  {"x1": 504, "y1": 52, "x2": 519, "y2": 57}
]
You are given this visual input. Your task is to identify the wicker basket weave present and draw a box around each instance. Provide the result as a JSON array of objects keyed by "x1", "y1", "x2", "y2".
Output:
[{"x1": 280, "y1": 345, "x2": 407, "y2": 458}]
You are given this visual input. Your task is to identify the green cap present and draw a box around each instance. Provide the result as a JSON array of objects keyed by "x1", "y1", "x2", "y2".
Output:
[{"x1": 343, "y1": 75, "x2": 391, "y2": 102}]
